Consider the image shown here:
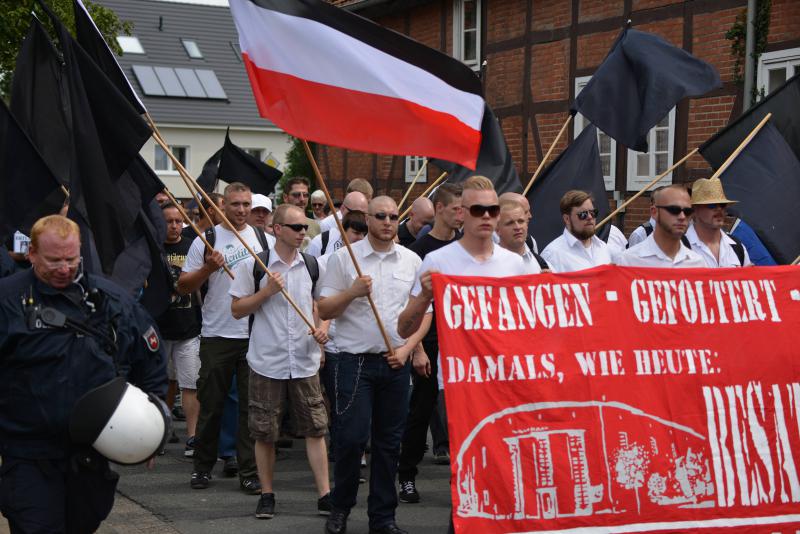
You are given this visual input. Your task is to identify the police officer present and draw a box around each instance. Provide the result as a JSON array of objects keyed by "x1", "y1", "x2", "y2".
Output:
[{"x1": 0, "y1": 215, "x2": 167, "y2": 533}]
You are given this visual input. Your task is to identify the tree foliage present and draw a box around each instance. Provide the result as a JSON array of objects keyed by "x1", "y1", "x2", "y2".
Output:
[
  {"x1": 277, "y1": 136, "x2": 317, "y2": 205},
  {"x1": 0, "y1": 0, "x2": 132, "y2": 98}
]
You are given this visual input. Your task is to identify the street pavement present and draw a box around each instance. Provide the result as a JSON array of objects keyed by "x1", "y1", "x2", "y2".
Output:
[{"x1": 88, "y1": 419, "x2": 453, "y2": 534}]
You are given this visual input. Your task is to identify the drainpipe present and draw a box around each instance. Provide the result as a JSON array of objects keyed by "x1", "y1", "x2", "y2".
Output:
[{"x1": 743, "y1": 0, "x2": 756, "y2": 110}]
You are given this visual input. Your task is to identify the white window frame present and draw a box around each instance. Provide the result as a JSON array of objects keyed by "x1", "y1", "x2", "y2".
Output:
[
  {"x1": 181, "y1": 39, "x2": 203, "y2": 59},
  {"x1": 453, "y1": 0, "x2": 481, "y2": 71},
  {"x1": 405, "y1": 156, "x2": 427, "y2": 183},
  {"x1": 154, "y1": 145, "x2": 189, "y2": 174},
  {"x1": 116, "y1": 35, "x2": 145, "y2": 55},
  {"x1": 625, "y1": 108, "x2": 675, "y2": 191},
  {"x1": 574, "y1": 76, "x2": 616, "y2": 191},
  {"x1": 243, "y1": 148, "x2": 264, "y2": 161},
  {"x1": 756, "y1": 48, "x2": 800, "y2": 99}
]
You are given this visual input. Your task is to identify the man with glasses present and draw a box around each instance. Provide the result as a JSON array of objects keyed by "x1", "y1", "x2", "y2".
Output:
[
  {"x1": 686, "y1": 178, "x2": 751, "y2": 268},
  {"x1": 229, "y1": 204, "x2": 331, "y2": 520},
  {"x1": 306, "y1": 191, "x2": 369, "y2": 258},
  {"x1": 282, "y1": 177, "x2": 321, "y2": 246},
  {"x1": 541, "y1": 190, "x2": 612, "y2": 272},
  {"x1": 618, "y1": 184, "x2": 705, "y2": 268},
  {"x1": 319, "y1": 196, "x2": 425, "y2": 534}
]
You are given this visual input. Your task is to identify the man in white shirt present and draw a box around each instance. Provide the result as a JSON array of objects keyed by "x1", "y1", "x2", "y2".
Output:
[
  {"x1": 495, "y1": 198, "x2": 544, "y2": 273},
  {"x1": 229, "y1": 204, "x2": 331, "y2": 520},
  {"x1": 318, "y1": 196, "x2": 425, "y2": 534},
  {"x1": 497, "y1": 191, "x2": 538, "y2": 253},
  {"x1": 307, "y1": 191, "x2": 369, "y2": 258},
  {"x1": 178, "y1": 182, "x2": 275, "y2": 494},
  {"x1": 319, "y1": 178, "x2": 374, "y2": 233},
  {"x1": 618, "y1": 184, "x2": 705, "y2": 268},
  {"x1": 686, "y1": 178, "x2": 752, "y2": 268},
  {"x1": 541, "y1": 190, "x2": 612, "y2": 272}
]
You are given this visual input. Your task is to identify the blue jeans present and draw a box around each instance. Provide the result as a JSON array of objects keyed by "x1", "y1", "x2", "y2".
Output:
[
  {"x1": 218, "y1": 375, "x2": 238, "y2": 459},
  {"x1": 330, "y1": 352, "x2": 411, "y2": 529}
]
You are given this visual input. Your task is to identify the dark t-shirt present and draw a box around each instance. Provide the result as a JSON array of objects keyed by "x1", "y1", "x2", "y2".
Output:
[
  {"x1": 409, "y1": 232, "x2": 457, "y2": 347},
  {"x1": 397, "y1": 221, "x2": 416, "y2": 248},
  {"x1": 157, "y1": 238, "x2": 202, "y2": 340}
]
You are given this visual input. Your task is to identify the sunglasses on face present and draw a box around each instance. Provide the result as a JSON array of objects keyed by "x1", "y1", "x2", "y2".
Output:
[
  {"x1": 575, "y1": 209, "x2": 599, "y2": 221},
  {"x1": 657, "y1": 205, "x2": 694, "y2": 216},
  {"x1": 465, "y1": 204, "x2": 501, "y2": 218},
  {"x1": 702, "y1": 203, "x2": 727, "y2": 210},
  {"x1": 279, "y1": 223, "x2": 309, "y2": 232},
  {"x1": 370, "y1": 212, "x2": 399, "y2": 221},
  {"x1": 311, "y1": 203, "x2": 325, "y2": 208}
]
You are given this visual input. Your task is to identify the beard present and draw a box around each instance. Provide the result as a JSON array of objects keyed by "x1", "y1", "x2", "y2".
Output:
[{"x1": 571, "y1": 225, "x2": 595, "y2": 241}]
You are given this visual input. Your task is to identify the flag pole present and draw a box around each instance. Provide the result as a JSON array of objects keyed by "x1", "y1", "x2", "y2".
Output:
[
  {"x1": 522, "y1": 115, "x2": 573, "y2": 196},
  {"x1": 399, "y1": 171, "x2": 447, "y2": 221},
  {"x1": 397, "y1": 159, "x2": 428, "y2": 211},
  {"x1": 145, "y1": 114, "x2": 316, "y2": 330},
  {"x1": 710, "y1": 113, "x2": 772, "y2": 181},
  {"x1": 162, "y1": 188, "x2": 234, "y2": 279},
  {"x1": 301, "y1": 140, "x2": 395, "y2": 356},
  {"x1": 792, "y1": 254, "x2": 800, "y2": 265},
  {"x1": 595, "y1": 148, "x2": 699, "y2": 231}
]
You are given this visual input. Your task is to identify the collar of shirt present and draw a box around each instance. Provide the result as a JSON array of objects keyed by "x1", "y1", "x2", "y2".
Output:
[
  {"x1": 638, "y1": 233, "x2": 696, "y2": 264},
  {"x1": 563, "y1": 227, "x2": 603, "y2": 252},
  {"x1": 267, "y1": 248, "x2": 305, "y2": 270},
  {"x1": 359, "y1": 237, "x2": 399, "y2": 260}
]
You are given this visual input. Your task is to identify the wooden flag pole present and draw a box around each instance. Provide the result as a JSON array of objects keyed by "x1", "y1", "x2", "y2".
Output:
[
  {"x1": 397, "y1": 159, "x2": 428, "y2": 211},
  {"x1": 145, "y1": 114, "x2": 315, "y2": 330},
  {"x1": 301, "y1": 140, "x2": 395, "y2": 356},
  {"x1": 595, "y1": 148, "x2": 699, "y2": 231},
  {"x1": 710, "y1": 112, "x2": 772, "y2": 181},
  {"x1": 162, "y1": 188, "x2": 234, "y2": 279},
  {"x1": 522, "y1": 115, "x2": 573, "y2": 196},
  {"x1": 792, "y1": 254, "x2": 800, "y2": 265},
  {"x1": 399, "y1": 171, "x2": 448, "y2": 221}
]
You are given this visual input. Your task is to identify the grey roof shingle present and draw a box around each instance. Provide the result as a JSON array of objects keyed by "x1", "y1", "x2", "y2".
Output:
[{"x1": 96, "y1": 0, "x2": 277, "y2": 129}]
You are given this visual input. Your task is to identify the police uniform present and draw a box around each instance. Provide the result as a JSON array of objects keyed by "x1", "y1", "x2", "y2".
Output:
[{"x1": 0, "y1": 268, "x2": 167, "y2": 534}]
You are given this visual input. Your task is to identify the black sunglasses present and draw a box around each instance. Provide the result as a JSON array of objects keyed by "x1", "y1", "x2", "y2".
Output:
[
  {"x1": 701, "y1": 203, "x2": 727, "y2": 210},
  {"x1": 466, "y1": 204, "x2": 501, "y2": 218},
  {"x1": 279, "y1": 223, "x2": 309, "y2": 232},
  {"x1": 370, "y1": 212, "x2": 399, "y2": 221},
  {"x1": 657, "y1": 205, "x2": 694, "y2": 217},
  {"x1": 576, "y1": 209, "x2": 599, "y2": 221}
]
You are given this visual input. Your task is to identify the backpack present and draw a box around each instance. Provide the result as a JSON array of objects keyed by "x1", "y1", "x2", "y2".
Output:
[{"x1": 639, "y1": 222, "x2": 745, "y2": 266}]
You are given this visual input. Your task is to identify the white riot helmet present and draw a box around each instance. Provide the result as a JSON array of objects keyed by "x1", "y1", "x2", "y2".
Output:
[{"x1": 69, "y1": 377, "x2": 170, "y2": 465}]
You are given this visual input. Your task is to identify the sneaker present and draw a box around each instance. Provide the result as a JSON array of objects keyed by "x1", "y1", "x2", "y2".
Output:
[
  {"x1": 399, "y1": 480, "x2": 420, "y2": 503},
  {"x1": 359, "y1": 469, "x2": 366, "y2": 484},
  {"x1": 433, "y1": 451, "x2": 450, "y2": 465},
  {"x1": 255, "y1": 492, "x2": 275, "y2": 519},
  {"x1": 222, "y1": 456, "x2": 238, "y2": 477},
  {"x1": 190, "y1": 471, "x2": 210, "y2": 489},
  {"x1": 317, "y1": 492, "x2": 332, "y2": 516},
  {"x1": 240, "y1": 477, "x2": 262, "y2": 495},
  {"x1": 325, "y1": 509, "x2": 348, "y2": 534},
  {"x1": 360, "y1": 454, "x2": 367, "y2": 467},
  {"x1": 184, "y1": 436, "x2": 196, "y2": 458}
]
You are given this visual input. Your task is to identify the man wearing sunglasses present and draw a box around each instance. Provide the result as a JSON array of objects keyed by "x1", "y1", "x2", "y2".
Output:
[
  {"x1": 282, "y1": 177, "x2": 321, "y2": 246},
  {"x1": 685, "y1": 178, "x2": 751, "y2": 268},
  {"x1": 307, "y1": 191, "x2": 369, "y2": 258},
  {"x1": 618, "y1": 185, "x2": 705, "y2": 268},
  {"x1": 541, "y1": 190, "x2": 612, "y2": 272},
  {"x1": 318, "y1": 196, "x2": 425, "y2": 534}
]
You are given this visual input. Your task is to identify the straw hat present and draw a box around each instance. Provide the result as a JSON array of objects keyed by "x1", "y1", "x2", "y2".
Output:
[{"x1": 690, "y1": 178, "x2": 738, "y2": 205}]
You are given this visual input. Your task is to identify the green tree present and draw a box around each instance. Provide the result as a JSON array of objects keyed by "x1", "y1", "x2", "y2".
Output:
[
  {"x1": 0, "y1": 0, "x2": 132, "y2": 98},
  {"x1": 276, "y1": 136, "x2": 317, "y2": 205}
]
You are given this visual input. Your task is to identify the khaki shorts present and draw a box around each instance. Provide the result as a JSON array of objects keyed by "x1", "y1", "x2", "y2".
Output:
[{"x1": 248, "y1": 370, "x2": 328, "y2": 442}]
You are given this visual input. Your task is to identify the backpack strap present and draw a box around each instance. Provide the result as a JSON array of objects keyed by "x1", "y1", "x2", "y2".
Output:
[
  {"x1": 320, "y1": 230, "x2": 330, "y2": 256},
  {"x1": 681, "y1": 235, "x2": 691, "y2": 249},
  {"x1": 300, "y1": 252, "x2": 319, "y2": 295},
  {"x1": 525, "y1": 234, "x2": 536, "y2": 254},
  {"x1": 532, "y1": 251, "x2": 549, "y2": 271},
  {"x1": 726, "y1": 231, "x2": 746, "y2": 266},
  {"x1": 200, "y1": 226, "x2": 216, "y2": 300},
  {"x1": 642, "y1": 221, "x2": 653, "y2": 236},
  {"x1": 253, "y1": 226, "x2": 269, "y2": 251},
  {"x1": 250, "y1": 248, "x2": 271, "y2": 334}
]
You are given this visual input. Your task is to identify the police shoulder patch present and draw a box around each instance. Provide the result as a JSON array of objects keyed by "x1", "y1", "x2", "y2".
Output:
[{"x1": 143, "y1": 325, "x2": 160, "y2": 352}]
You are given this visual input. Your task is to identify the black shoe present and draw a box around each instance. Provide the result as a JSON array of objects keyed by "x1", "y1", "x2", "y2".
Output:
[
  {"x1": 325, "y1": 509, "x2": 348, "y2": 534},
  {"x1": 190, "y1": 471, "x2": 210, "y2": 489},
  {"x1": 398, "y1": 480, "x2": 420, "y2": 503},
  {"x1": 255, "y1": 492, "x2": 275, "y2": 519},
  {"x1": 172, "y1": 405, "x2": 186, "y2": 421},
  {"x1": 240, "y1": 477, "x2": 262, "y2": 495},
  {"x1": 369, "y1": 523, "x2": 408, "y2": 534},
  {"x1": 317, "y1": 492, "x2": 332, "y2": 516},
  {"x1": 222, "y1": 456, "x2": 238, "y2": 477},
  {"x1": 184, "y1": 436, "x2": 196, "y2": 458},
  {"x1": 433, "y1": 450, "x2": 450, "y2": 465}
]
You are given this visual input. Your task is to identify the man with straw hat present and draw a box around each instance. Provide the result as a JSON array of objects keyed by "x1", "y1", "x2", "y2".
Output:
[{"x1": 686, "y1": 177, "x2": 751, "y2": 268}]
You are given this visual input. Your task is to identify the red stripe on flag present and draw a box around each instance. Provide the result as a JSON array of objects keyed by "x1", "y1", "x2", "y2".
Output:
[{"x1": 243, "y1": 55, "x2": 480, "y2": 169}]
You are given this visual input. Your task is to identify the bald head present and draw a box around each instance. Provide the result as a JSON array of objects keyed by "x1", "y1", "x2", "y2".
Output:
[
  {"x1": 408, "y1": 197, "x2": 434, "y2": 234},
  {"x1": 342, "y1": 191, "x2": 368, "y2": 215},
  {"x1": 367, "y1": 196, "x2": 399, "y2": 243},
  {"x1": 499, "y1": 192, "x2": 531, "y2": 221}
]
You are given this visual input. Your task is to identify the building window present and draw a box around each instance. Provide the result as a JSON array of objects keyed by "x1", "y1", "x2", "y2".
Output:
[
  {"x1": 182, "y1": 39, "x2": 203, "y2": 59},
  {"x1": 405, "y1": 156, "x2": 427, "y2": 183},
  {"x1": 116, "y1": 35, "x2": 145, "y2": 54},
  {"x1": 244, "y1": 148, "x2": 264, "y2": 161},
  {"x1": 155, "y1": 145, "x2": 188, "y2": 173},
  {"x1": 453, "y1": 0, "x2": 481, "y2": 70},
  {"x1": 574, "y1": 77, "x2": 616, "y2": 191},
  {"x1": 757, "y1": 48, "x2": 800, "y2": 97},
  {"x1": 626, "y1": 108, "x2": 675, "y2": 191}
]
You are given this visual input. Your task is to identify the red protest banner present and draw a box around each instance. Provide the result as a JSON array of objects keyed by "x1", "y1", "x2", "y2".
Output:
[{"x1": 433, "y1": 265, "x2": 800, "y2": 534}]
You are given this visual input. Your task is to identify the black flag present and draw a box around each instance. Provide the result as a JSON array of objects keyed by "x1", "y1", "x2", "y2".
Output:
[
  {"x1": 526, "y1": 125, "x2": 611, "y2": 250},
  {"x1": 0, "y1": 99, "x2": 63, "y2": 242},
  {"x1": 573, "y1": 28, "x2": 720, "y2": 152},
  {"x1": 719, "y1": 122, "x2": 800, "y2": 264},
  {"x1": 700, "y1": 74, "x2": 800, "y2": 169},
  {"x1": 218, "y1": 129, "x2": 282, "y2": 195},
  {"x1": 430, "y1": 103, "x2": 520, "y2": 195},
  {"x1": 197, "y1": 148, "x2": 222, "y2": 193}
]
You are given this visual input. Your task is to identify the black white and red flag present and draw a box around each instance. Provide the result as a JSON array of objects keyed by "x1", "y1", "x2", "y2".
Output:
[{"x1": 229, "y1": 0, "x2": 485, "y2": 169}]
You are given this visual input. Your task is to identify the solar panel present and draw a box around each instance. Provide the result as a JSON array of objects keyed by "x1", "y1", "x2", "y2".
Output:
[
  {"x1": 175, "y1": 68, "x2": 206, "y2": 98},
  {"x1": 154, "y1": 67, "x2": 186, "y2": 97},
  {"x1": 195, "y1": 69, "x2": 227, "y2": 99},
  {"x1": 132, "y1": 65, "x2": 164, "y2": 96}
]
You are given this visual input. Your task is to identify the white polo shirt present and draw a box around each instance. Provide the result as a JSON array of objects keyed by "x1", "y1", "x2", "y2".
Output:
[
  {"x1": 618, "y1": 233, "x2": 706, "y2": 268},
  {"x1": 628, "y1": 217, "x2": 656, "y2": 248},
  {"x1": 228, "y1": 250, "x2": 320, "y2": 379},
  {"x1": 306, "y1": 226, "x2": 343, "y2": 258},
  {"x1": 319, "y1": 238, "x2": 421, "y2": 354},
  {"x1": 318, "y1": 211, "x2": 341, "y2": 233},
  {"x1": 520, "y1": 245, "x2": 543, "y2": 274},
  {"x1": 685, "y1": 225, "x2": 752, "y2": 268},
  {"x1": 541, "y1": 228, "x2": 612, "y2": 273},
  {"x1": 606, "y1": 225, "x2": 628, "y2": 264}
]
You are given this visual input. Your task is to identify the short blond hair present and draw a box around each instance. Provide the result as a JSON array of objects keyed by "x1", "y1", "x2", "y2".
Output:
[
  {"x1": 346, "y1": 178, "x2": 374, "y2": 200},
  {"x1": 30, "y1": 215, "x2": 80, "y2": 249},
  {"x1": 462, "y1": 175, "x2": 494, "y2": 192},
  {"x1": 499, "y1": 198, "x2": 524, "y2": 213}
]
